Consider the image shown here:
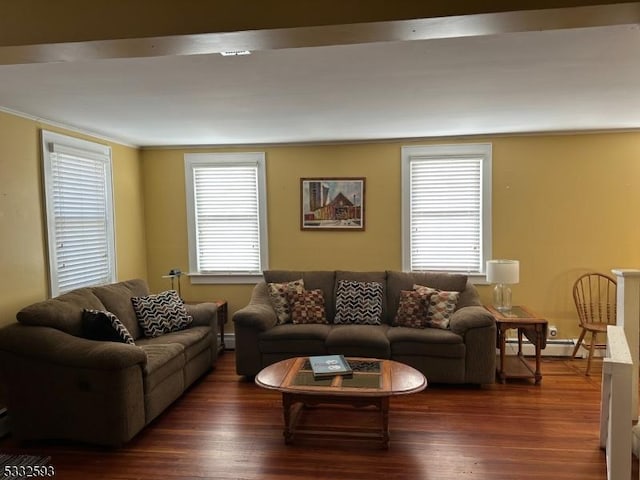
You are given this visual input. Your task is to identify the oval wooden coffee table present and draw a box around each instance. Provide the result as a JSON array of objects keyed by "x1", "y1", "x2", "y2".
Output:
[{"x1": 255, "y1": 356, "x2": 427, "y2": 448}]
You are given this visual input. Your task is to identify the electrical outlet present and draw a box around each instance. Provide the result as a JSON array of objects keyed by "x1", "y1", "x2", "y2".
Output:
[{"x1": 548, "y1": 325, "x2": 558, "y2": 338}]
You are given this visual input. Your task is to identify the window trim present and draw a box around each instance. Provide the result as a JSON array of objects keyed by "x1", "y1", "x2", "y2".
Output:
[
  {"x1": 401, "y1": 143, "x2": 492, "y2": 282},
  {"x1": 41, "y1": 130, "x2": 117, "y2": 297},
  {"x1": 184, "y1": 152, "x2": 268, "y2": 284}
]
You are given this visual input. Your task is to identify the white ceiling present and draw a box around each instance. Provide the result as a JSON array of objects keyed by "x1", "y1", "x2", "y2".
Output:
[{"x1": 0, "y1": 23, "x2": 639, "y2": 147}]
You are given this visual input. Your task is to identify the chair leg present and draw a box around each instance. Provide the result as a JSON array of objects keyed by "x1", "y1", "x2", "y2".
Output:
[
  {"x1": 585, "y1": 332, "x2": 598, "y2": 376},
  {"x1": 572, "y1": 329, "x2": 587, "y2": 358}
]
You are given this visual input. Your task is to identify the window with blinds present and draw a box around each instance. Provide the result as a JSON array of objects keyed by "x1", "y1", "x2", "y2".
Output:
[
  {"x1": 41, "y1": 130, "x2": 116, "y2": 296},
  {"x1": 184, "y1": 152, "x2": 268, "y2": 283},
  {"x1": 401, "y1": 144, "x2": 492, "y2": 276}
]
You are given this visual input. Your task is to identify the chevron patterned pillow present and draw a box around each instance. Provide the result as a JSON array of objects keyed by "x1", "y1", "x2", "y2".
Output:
[
  {"x1": 82, "y1": 309, "x2": 135, "y2": 345},
  {"x1": 413, "y1": 284, "x2": 460, "y2": 329},
  {"x1": 334, "y1": 280, "x2": 384, "y2": 325},
  {"x1": 131, "y1": 290, "x2": 193, "y2": 338}
]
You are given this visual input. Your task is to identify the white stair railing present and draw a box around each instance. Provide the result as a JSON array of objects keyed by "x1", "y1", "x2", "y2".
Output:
[
  {"x1": 612, "y1": 268, "x2": 640, "y2": 418},
  {"x1": 599, "y1": 325, "x2": 633, "y2": 480}
]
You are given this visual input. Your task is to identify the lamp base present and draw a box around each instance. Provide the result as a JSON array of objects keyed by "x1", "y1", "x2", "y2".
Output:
[{"x1": 493, "y1": 284, "x2": 512, "y2": 313}]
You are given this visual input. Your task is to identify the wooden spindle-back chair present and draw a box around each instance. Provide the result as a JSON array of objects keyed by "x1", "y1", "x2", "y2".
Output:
[{"x1": 571, "y1": 272, "x2": 617, "y2": 375}]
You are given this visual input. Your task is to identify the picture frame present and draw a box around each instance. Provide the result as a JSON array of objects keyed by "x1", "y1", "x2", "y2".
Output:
[{"x1": 300, "y1": 177, "x2": 365, "y2": 230}]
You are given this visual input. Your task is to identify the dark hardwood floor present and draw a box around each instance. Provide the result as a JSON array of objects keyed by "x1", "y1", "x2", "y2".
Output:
[{"x1": 0, "y1": 352, "x2": 627, "y2": 479}]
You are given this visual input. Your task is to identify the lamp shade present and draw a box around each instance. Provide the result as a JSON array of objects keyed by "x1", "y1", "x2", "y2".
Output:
[{"x1": 486, "y1": 259, "x2": 520, "y2": 284}]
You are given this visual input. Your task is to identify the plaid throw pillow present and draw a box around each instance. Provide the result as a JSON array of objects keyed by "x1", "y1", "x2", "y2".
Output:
[
  {"x1": 393, "y1": 290, "x2": 432, "y2": 328},
  {"x1": 267, "y1": 279, "x2": 305, "y2": 324},
  {"x1": 289, "y1": 289, "x2": 327, "y2": 324},
  {"x1": 413, "y1": 284, "x2": 460, "y2": 329}
]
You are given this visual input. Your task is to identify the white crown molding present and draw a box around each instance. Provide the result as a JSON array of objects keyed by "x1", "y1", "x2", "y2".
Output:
[{"x1": 0, "y1": 105, "x2": 138, "y2": 149}]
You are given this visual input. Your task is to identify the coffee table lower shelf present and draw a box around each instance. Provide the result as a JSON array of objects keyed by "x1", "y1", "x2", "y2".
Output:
[{"x1": 282, "y1": 392, "x2": 390, "y2": 448}]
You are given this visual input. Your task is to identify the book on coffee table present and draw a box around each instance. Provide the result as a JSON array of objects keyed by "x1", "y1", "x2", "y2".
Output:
[{"x1": 309, "y1": 355, "x2": 353, "y2": 379}]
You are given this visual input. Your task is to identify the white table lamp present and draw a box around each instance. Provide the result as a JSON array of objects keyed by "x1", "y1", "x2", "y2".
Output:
[{"x1": 486, "y1": 260, "x2": 520, "y2": 312}]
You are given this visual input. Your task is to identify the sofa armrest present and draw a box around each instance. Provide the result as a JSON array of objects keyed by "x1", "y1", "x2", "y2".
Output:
[
  {"x1": 185, "y1": 302, "x2": 218, "y2": 329},
  {"x1": 0, "y1": 323, "x2": 147, "y2": 370},
  {"x1": 0, "y1": 323, "x2": 148, "y2": 445},
  {"x1": 449, "y1": 306, "x2": 497, "y2": 384},
  {"x1": 233, "y1": 282, "x2": 277, "y2": 376},
  {"x1": 233, "y1": 282, "x2": 277, "y2": 332},
  {"x1": 449, "y1": 306, "x2": 495, "y2": 336}
]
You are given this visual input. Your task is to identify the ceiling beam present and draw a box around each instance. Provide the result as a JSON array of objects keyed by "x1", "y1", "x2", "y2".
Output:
[
  {"x1": 0, "y1": 1, "x2": 638, "y2": 65},
  {"x1": 2, "y1": 0, "x2": 639, "y2": 46}
]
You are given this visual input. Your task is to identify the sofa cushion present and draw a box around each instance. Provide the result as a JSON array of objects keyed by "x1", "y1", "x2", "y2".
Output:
[
  {"x1": 326, "y1": 324, "x2": 391, "y2": 358},
  {"x1": 82, "y1": 309, "x2": 135, "y2": 345},
  {"x1": 386, "y1": 271, "x2": 467, "y2": 324},
  {"x1": 388, "y1": 326, "x2": 465, "y2": 358},
  {"x1": 138, "y1": 343, "x2": 185, "y2": 392},
  {"x1": 290, "y1": 289, "x2": 327, "y2": 324},
  {"x1": 184, "y1": 302, "x2": 218, "y2": 328},
  {"x1": 334, "y1": 280, "x2": 384, "y2": 325},
  {"x1": 92, "y1": 279, "x2": 150, "y2": 340},
  {"x1": 263, "y1": 270, "x2": 336, "y2": 321},
  {"x1": 136, "y1": 326, "x2": 211, "y2": 362},
  {"x1": 259, "y1": 323, "x2": 331, "y2": 354},
  {"x1": 16, "y1": 288, "x2": 106, "y2": 337},
  {"x1": 132, "y1": 290, "x2": 193, "y2": 338},
  {"x1": 414, "y1": 285, "x2": 460, "y2": 329},
  {"x1": 267, "y1": 279, "x2": 305, "y2": 324},
  {"x1": 393, "y1": 290, "x2": 432, "y2": 328}
]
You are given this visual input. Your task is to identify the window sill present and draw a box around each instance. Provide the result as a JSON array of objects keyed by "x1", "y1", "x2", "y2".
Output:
[
  {"x1": 188, "y1": 273, "x2": 263, "y2": 285},
  {"x1": 407, "y1": 270, "x2": 490, "y2": 285},
  {"x1": 468, "y1": 273, "x2": 491, "y2": 285}
]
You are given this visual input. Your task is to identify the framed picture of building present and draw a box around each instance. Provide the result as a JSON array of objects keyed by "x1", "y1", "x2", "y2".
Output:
[{"x1": 300, "y1": 177, "x2": 365, "y2": 230}]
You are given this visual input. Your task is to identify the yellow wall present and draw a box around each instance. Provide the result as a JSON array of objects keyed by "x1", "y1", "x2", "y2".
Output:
[
  {"x1": 111, "y1": 143, "x2": 148, "y2": 280},
  {"x1": 491, "y1": 133, "x2": 640, "y2": 336},
  {"x1": 141, "y1": 143, "x2": 403, "y2": 318},
  {"x1": 0, "y1": 110, "x2": 147, "y2": 327},
  {"x1": 3, "y1": 105, "x2": 639, "y2": 340},
  {"x1": 142, "y1": 131, "x2": 640, "y2": 339},
  {"x1": 0, "y1": 112, "x2": 48, "y2": 326}
]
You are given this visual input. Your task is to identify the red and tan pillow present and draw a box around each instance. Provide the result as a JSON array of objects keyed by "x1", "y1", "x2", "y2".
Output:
[
  {"x1": 393, "y1": 290, "x2": 432, "y2": 328},
  {"x1": 267, "y1": 279, "x2": 305, "y2": 324},
  {"x1": 289, "y1": 289, "x2": 327, "y2": 324},
  {"x1": 413, "y1": 284, "x2": 460, "y2": 329}
]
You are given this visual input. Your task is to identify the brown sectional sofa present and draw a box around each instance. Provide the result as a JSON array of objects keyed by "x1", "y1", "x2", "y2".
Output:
[
  {"x1": 0, "y1": 279, "x2": 218, "y2": 446},
  {"x1": 234, "y1": 270, "x2": 497, "y2": 385}
]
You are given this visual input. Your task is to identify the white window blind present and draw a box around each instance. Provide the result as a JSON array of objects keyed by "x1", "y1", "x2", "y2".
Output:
[
  {"x1": 402, "y1": 144, "x2": 492, "y2": 276},
  {"x1": 42, "y1": 131, "x2": 116, "y2": 296},
  {"x1": 185, "y1": 153, "x2": 268, "y2": 282}
]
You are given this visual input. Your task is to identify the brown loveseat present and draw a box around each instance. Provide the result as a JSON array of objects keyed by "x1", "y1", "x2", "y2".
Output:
[
  {"x1": 0, "y1": 279, "x2": 218, "y2": 446},
  {"x1": 234, "y1": 270, "x2": 496, "y2": 385}
]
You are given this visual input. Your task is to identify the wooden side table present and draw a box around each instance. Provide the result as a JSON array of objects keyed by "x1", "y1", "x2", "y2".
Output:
[
  {"x1": 213, "y1": 300, "x2": 228, "y2": 354},
  {"x1": 485, "y1": 305, "x2": 548, "y2": 384},
  {"x1": 186, "y1": 299, "x2": 228, "y2": 355}
]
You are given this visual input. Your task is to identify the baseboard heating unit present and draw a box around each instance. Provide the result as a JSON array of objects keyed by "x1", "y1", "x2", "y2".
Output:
[{"x1": 504, "y1": 338, "x2": 577, "y2": 357}]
